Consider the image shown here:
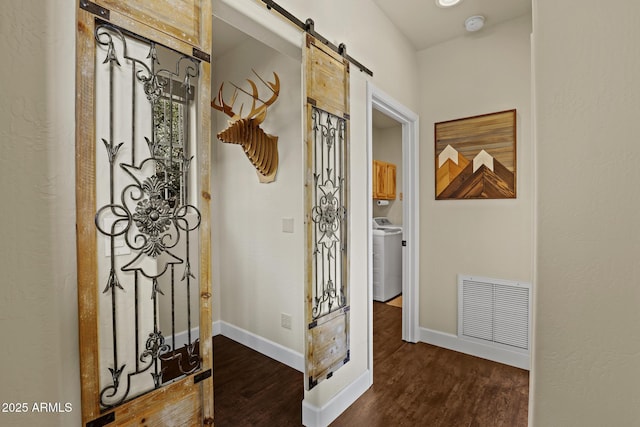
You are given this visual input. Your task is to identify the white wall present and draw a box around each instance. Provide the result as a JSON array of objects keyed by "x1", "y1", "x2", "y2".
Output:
[
  {"x1": 417, "y1": 15, "x2": 533, "y2": 335},
  {"x1": 211, "y1": 36, "x2": 304, "y2": 353},
  {"x1": 0, "y1": 1, "x2": 80, "y2": 426},
  {"x1": 532, "y1": 0, "x2": 640, "y2": 425},
  {"x1": 372, "y1": 125, "x2": 403, "y2": 225}
]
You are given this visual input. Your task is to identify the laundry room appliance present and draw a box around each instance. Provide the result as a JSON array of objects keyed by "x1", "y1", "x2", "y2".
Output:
[{"x1": 372, "y1": 217, "x2": 402, "y2": 302}]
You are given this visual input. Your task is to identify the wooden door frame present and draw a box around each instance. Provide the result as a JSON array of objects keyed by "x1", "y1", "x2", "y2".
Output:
[{"x1": 75, "y1": 1, "x2": 213, "y2": 425}]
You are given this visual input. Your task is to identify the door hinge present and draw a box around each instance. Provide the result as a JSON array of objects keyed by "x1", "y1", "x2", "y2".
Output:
[
  {"x1": 86, "y1": 411, "x2": 115, "y2": 427},
  {"x1": 193, "y1": 48, "x2": 210, "y2": 63},
  {"x1": 194, "y1": 368, "x2": 212, "y2": 384},
  {"x1": 402, "y1": 240, "x2": 407, "y2": 247},
  {"x1": 79, "y1": 0, "x2": 110, "y2": 20},
  {"x1": 308, "y1": 376, "x2": 318, "y2": 389}
]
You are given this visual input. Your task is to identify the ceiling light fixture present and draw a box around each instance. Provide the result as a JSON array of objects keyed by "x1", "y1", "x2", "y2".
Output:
[
  {"x1": 435, "y1": 0, "x2": 463, "y2": 8},
  {"x1": 464, "y1": 15, "x2": 485, "y2": 32}
]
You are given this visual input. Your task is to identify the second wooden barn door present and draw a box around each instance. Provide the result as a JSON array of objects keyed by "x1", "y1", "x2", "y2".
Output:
[{"x1": 303, "y1": 33, "x2": 351, "y2": 390}]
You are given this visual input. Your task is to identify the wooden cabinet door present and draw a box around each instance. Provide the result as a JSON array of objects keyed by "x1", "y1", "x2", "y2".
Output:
[
  {"x1": 386, "y1": 163, "x2": 396, "y2": 200},
  {"x1": 373, "y1": 160, "x2": 396, "y2": 200},
  {"x1": 373, "y1": 160, "x2": 384, "y2": 199},
  {"x1": 76, "y1": 1, "x2": 213, "y2": 425},
  {"x1": 304, "y1": 33, "x2": 350, "y2": 390}
]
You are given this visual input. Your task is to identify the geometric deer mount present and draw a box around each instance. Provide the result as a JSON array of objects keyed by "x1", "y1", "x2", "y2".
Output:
[{"x1": 211, "y1": 70, "x2": 280, "y2": 183}]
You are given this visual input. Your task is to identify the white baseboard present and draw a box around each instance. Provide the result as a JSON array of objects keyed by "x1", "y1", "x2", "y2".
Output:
[
  {"x1": 213, "y1": 320, "x2": 304, "y2": 372},
  {"x1": 302, "y1": 370, "x2": 371, "y2": 427},
  {"x1": 420, "y1": 327, "x2": 530, "y2": 370}
]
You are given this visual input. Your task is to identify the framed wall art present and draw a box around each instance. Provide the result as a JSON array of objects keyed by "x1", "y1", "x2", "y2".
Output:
[{"x1": 435, "y1": 109, "x2": 516, "y2": 200}]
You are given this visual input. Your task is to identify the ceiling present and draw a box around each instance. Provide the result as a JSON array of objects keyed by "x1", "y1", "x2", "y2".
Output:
[
  {"x1": 372, "y1": 0, "x2": 531, "y2": 50},
  {"x1": 213, "y1": 1, "x2": 532, "y2": 62}
]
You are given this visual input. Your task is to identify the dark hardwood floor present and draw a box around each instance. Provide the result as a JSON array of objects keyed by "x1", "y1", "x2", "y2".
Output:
[
  {"x1": 213, "y1": 334, "x2": 303, "y2": 427},
  {"x1": 331, "y1": 303, "x2": 529, "y2": 426},
  {"x1": 213, "y1": 302, "x2": 529, "y2": 426}
]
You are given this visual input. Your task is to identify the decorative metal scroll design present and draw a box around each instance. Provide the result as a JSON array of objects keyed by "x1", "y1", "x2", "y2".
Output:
[
  {"x1": 93, "y1": 24, "x2": 201, "y2": 409},
  {"x1": 310, "y1": 107, "x2": 347, "y2": 319}
]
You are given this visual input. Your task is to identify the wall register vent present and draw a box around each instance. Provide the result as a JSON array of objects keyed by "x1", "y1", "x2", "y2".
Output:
[{"x1": 458, "y1": 275, "x2": 531, "y2": 354}]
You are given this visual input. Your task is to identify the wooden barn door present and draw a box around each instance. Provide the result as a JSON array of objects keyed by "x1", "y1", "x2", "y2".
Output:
[
  {"x1": 303, "y1": 34, "x2": 351, "y2": 390},
  {"x1": 75, "y1": 1, "x2": 213, "y2": 425}
]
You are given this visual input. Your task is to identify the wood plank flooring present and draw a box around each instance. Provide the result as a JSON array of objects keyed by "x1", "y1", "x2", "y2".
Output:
[
  {"x1": 331, "y1": 303, "x2": 529, "y2": 426},
  {"x1": 213, "y1": 335, "x2": 303, "y2": 427},
  {"x1": 213, "y1": 302, "x2": 529, "y2": 426}
]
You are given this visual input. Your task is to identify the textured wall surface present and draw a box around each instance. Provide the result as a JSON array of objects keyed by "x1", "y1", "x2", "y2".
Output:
[
  {"x1": 0, "y1": 1, "x2": 80, "y2": 426},
  {"x1": 417, "y1": 15, "x2": 533, "y2": 334},
  {"x1": 211, "y1": 35, "x2": 304, "y2": 353},
  {"x1": 532, "y1": 0, "x2": 640, "y2": 425},
  {"x1": 372, "y1": 125, "x2": 403, "y2": 226}
]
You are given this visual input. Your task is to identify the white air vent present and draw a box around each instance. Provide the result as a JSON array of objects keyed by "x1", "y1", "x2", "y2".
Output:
[{"x1": 458, "y1": 275, "x2": 531, "y2": 353}]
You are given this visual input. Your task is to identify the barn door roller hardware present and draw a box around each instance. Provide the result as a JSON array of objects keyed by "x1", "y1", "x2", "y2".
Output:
[{"x1": 260, "y1": 0, "x2": 373, "y2": 77}]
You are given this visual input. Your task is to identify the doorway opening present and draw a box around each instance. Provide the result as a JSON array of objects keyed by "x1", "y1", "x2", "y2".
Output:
[
  {"x1": 209, "y1": 7, "x2": 306, "y2": 423},
  {"x1": 367, "y1": 83, "x2": 419, "y2": 377}
]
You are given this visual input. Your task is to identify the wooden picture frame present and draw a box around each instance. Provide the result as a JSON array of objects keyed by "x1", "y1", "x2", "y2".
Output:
[{"x1": 435, "y1": 109, "x2": 516, "y2": 199}]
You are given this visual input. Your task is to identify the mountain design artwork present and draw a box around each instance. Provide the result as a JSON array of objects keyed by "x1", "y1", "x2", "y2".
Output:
[
  {"x1": 436, "y1": 146, "x2": 514, "y2": 198},
  {"x1": 434, "y1": 109, "x2": 516, "y2": 200}
]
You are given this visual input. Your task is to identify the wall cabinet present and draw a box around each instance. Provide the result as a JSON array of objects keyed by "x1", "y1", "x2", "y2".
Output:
[{"x1": 373, "y1": 160, "x2": 396, "y2": 200}]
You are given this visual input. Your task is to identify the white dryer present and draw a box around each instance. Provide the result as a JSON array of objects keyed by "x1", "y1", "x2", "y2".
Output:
[{"x1": 372, "y1": 217, "x2": 402, "y2": 302}]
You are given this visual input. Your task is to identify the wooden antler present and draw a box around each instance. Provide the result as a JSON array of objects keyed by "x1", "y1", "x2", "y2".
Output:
[
  {"x1": 211, "y1": 71, "x2": 281, "y2": 183},
  {"x1": 211, "y1": 82, "x2": 240, "y2": 120},
  {"x1": 211, "y1": 70, "x2": 279, "y2": 123}
]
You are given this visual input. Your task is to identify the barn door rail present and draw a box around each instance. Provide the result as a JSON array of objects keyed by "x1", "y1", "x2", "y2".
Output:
[{"x1": 260, "y1": 0, "x2": 373, "y2": 77}]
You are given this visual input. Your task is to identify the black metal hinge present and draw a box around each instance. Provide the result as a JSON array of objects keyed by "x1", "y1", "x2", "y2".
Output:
[
  {"x1": 402, "y1": 240, "x2": 407, "y2": 247},
  {"x1": 194, "y1": 369, "x2": 212, "y2": 384},
  {"x1": 193, "y1": 48, "x2": 210, "y2": 63},
  {"x1": 309, "y1": 376, "x2": 318, "y2": 389},
  {"x1": 86, "y1": 411, "x2": 115, "y2": 427},
  {"x1": 79, "y1": 0, "x2": 110, "y2": 20}
]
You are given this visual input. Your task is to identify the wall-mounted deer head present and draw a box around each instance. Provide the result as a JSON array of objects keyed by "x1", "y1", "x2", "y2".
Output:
[{"x1": 211, "y1": 70, "x2": 280, "y2": 183}]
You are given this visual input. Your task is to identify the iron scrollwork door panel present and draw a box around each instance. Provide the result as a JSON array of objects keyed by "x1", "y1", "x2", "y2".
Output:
[
  {"x1": 304, "y1": 34, "x2": 350, "y2": 390},
  {"x1": 94, "y1": 23, "x2": 203, "y2": 408},
  {"x1": 76, "y1": 1, "x2": 213, "y2": 423}
]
